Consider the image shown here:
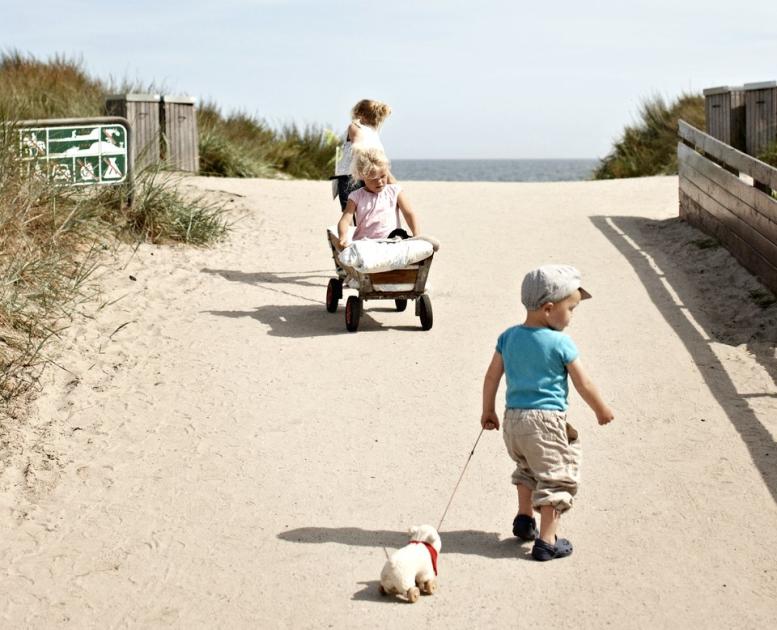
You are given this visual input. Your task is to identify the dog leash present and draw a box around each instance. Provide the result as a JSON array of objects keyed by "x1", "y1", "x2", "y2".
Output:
[{"x1": 436, "y1": 428, "x2": 484, "y2": 531}]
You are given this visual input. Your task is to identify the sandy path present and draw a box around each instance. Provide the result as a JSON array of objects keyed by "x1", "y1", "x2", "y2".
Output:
[{"x1": 1, "y1": 176, "x2": 775, "y2": 628}]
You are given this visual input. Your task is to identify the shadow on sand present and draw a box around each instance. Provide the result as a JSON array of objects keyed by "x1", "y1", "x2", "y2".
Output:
[
  {"x1": 591, "y1": 215, "x2": 777, "y2": 504},
  {"x1": 277, "y1": 526, "x2": 531, "y2": 561},
  {"x1": 202, "y1": 268, "x2": 423, "y2": 337}
]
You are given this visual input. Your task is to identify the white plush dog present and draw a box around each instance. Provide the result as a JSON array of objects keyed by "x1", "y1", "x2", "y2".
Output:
[{"x1": 379, "y1": 524, "x2": 441, "y2": 603}]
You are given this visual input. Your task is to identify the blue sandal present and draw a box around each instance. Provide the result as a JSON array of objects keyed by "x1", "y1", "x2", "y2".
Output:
[
  {"x1": 512, "y1": 514, "x2": 538, "y2": 541},
  {"x1": 531, "y1": 537, "x2": 573, "y2": 561}
]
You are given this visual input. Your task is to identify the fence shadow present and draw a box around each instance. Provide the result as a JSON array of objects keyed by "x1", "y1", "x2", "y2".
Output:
[{"x1": 591, "y1": 215, "x2": 777, "y2": 504}]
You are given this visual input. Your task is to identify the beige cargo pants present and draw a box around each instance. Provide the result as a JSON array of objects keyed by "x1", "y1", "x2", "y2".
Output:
[{"x1": 502, "y1": 408, "x2": 581, "y2": 513}]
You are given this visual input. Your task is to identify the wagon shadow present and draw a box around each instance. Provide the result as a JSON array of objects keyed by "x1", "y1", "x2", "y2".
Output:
[
  {"x1": 201, "y1": 268, "x2": 329, "y2": 305},
  {"x1": 202, "y1": 268, "x2": 331, "y2": 289},
  {"x1": 278, "y1": 526, "x2": 528, "y2": 560},
  {"x1": 206, "y1": 304, "x2": 422, "y2": 338},
  {"x1": 591, "y1": 215, "x2": 777, "y2": 504}
]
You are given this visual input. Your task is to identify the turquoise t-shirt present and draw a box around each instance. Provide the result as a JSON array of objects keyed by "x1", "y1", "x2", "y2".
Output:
[{"x1": 496, "y1": 325, "x2": 579, "y2": 411}]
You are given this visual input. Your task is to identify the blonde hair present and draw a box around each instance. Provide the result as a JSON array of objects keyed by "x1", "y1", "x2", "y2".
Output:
[
  {"x1": 351, "y1": 146, "x2": 390, "y2": 181},
  {"x1": 351, "y1": 99, "x2": 392, "y2": 128}
]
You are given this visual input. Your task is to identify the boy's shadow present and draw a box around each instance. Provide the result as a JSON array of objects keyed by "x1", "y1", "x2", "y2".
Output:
[{"x1": 277, "y1": 526, "x2": 531, "y2": 560}]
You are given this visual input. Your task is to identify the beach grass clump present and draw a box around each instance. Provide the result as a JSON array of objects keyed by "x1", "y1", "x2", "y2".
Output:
[
  {"x1": 0, "y1": 51, "x2": 104, "y2": 120},
  {"x1": 197, "y1": 103, "x2": 278, "y2": 178},
  {"x1": 594, "y1": 93, "x2": 705, "y2": 179},
  {"x1": 197, "y1": 103, "x2": 338, "y2": 180},
  {"x1": 756, "y1": 142, "x2": 777, "y2": 169},
  {"x1": 95, "y1": 167, "x2": 230, "y2": 245},
  {"x1": 0, "y1": 128, "x2": 107, "y2": 403},
  {"x1": 264, "y1": 123, "x2": 339, "y2": 180}
]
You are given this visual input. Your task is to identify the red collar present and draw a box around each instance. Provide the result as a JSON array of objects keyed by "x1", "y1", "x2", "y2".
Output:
[{"x1": 409, "y1": 540, "x2": 438, "y2": 575}]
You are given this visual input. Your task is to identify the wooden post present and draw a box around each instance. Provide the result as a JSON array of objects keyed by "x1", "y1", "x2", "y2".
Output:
[
  {"x1": 161, "y1": 95, "x2": 199, "y2": 173},
  {"x1": 703, "y1": 86, "x2": 746, "y2": 151},
  {"x1": 105, "y1": 94, "x2": 162, "y2": 171},
  {"x1": 744, "y1": 81, "x2": 777, "y2": 194}
]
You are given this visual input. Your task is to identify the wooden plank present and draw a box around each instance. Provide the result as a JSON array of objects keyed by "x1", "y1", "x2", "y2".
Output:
[
  {"x1": 679, "y1": 121, "x2": 777, "y2": 189},
  {"x1": 679, "y1": 190, "x2": 777, "y2": 295},
  {"x1": 679, "y1": 165, "x2": 777, "y2": 265},
  {"x1": 163, "y1": 100, "x2": 198, "y2": 172},
  {"x1": 369, "y1": 268, "x2": 418, "y2": 284},
  {"x1": 745, "y1": 85, "x2": 777, "y2": 156},
  {"x1": 678, "y1": 142, "x2": 777, "y2": 228}
]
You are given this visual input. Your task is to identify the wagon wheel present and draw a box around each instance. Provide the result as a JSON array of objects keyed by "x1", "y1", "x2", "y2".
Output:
[
  {"x1": 394, "y1": 298, "x2": 408, "y2": 312},
  {"x1": 418, "y1": 294, "x2": 433, "y2": 330},
  {"x1": 345, "y1": 296, "x2": 362, "y2": 332},
  {"x1": 326, "y1": 278, "x2": 342, "y2": 313}
]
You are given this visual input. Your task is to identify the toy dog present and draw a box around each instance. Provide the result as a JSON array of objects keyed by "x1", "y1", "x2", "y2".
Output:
[{"x1": 379, "y1": 524, "x2": 441, "y2": 603}]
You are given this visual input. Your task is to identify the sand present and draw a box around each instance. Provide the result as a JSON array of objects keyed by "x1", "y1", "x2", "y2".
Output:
[{"x1": 1, "y1": 175, "x2": 776, "y2": 628}]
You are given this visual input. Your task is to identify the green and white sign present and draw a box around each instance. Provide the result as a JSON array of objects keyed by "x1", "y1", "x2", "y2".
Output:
[{"x1": 19, "y1": 122, "x2": 129, "y2": 186}]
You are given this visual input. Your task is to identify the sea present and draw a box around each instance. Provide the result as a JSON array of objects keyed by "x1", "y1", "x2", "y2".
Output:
[{"x1": 390, "y1": 158, "x2": 599, "y2": 183}]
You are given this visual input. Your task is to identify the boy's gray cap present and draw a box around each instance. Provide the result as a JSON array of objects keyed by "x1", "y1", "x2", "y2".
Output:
[{"x1": 521, "y1": 264, "x2": 592, "y2": 310}]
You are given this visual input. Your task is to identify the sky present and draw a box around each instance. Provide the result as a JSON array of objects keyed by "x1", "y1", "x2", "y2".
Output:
[{"x1": 3, "y1": 0, "x2": 777, "y2": 159}]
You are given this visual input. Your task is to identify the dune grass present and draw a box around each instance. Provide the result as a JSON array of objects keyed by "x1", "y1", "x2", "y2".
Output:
[
  {"x1": 594, "y1": 93, "x2": 705, "y2": 179},
  {"x1": 0, "y1": 53, "x2": 231, "y2": 409},
  {"x1": 756, "y1": 141, "x2": 777, "y2": 169},
  {"x1": 0, "y1": 50, "x2": 336, "y2": 409},
  {"x1": 197, "y1": 103, "x2": 338, "y2": 179}
]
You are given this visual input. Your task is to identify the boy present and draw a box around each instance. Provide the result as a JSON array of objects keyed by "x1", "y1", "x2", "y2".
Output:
[{"x1": 481, "y1": 265, "x2": 614, "y2": 561}]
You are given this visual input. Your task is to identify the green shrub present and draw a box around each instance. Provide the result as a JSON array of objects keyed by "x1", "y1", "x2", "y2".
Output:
[
  {"x1": 96, "y1": 167, "x2": 230, "y2": 245},
  {"x1": 595, "y1": 93, "x2": 705, "y2": 179},
  {"x1": 756, "y1": 141, "x2": 777, "y2": 168}
]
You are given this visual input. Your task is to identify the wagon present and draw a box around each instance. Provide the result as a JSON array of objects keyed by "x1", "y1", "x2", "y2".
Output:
[{"x1": 325, "y1": 229, "x2": 438, "y2": 332}]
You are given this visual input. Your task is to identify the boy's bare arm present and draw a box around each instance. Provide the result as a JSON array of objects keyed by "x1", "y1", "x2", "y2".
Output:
[
  {"x1": 481, "y1": 352, "x2": 504, "y2": 430},
  {"x1": 567, "y1": 359, "x2": 614, "y2": 425},
  {"x1": 337, "y1": 201, "x2": 356, "y2": 248},
  {"x1": 397, "y1": 192, "x2": 420, "y2": 236}
]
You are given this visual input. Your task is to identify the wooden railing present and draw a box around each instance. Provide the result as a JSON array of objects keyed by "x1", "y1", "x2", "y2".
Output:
[{"x1": 678, "y1": 120, "x2": 777, "y2": 295}]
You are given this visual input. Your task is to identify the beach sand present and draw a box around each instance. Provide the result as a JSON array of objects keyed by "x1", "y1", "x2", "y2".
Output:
[{"x1": 1, "y1": 175, "x2": 776, "y2": 628}]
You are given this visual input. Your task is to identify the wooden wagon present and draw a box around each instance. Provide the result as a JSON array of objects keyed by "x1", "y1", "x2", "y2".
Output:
[{"x1": 326, "y1": 229, "x2": 436, "y2": 332}]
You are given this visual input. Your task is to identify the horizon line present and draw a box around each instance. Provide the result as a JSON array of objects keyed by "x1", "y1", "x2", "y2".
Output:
[{"x1": 391, "y1": 157, "x2": 601, "y2": 161}]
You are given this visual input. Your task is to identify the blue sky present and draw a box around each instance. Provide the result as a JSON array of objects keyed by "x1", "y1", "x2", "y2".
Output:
[{"x1": 3, "y1": 0, "x2": 777, "y2": 159}]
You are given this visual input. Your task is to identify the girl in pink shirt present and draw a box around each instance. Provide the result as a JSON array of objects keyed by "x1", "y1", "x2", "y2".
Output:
[{"x1": 337, "y1": 147, "x2": 420, "y2": 248}]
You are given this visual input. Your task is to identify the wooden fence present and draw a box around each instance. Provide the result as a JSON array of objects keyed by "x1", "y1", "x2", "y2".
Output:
[{"x1": 678, "y1": 120, "x2": 777, "y2": 295}]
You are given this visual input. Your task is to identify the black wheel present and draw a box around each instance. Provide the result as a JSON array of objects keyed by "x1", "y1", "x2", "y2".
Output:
[
  {"x1": 418, "y1": 294, "x2": 433, "y2": 330},
  {"x1": 395, "y1": 298, "x2": 408, "y2": 312},
  {"x1": 345, "y1": 296, "x2": 362, "y2": 332},
  {"x1": 326, "y1": 278, "x2": 342, "y2": 313}
]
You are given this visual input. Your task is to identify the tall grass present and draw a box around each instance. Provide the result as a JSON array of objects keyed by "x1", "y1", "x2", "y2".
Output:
[
  {"x1": 0, "y1": 125, "x2": 105, "y2": 404},
  {"x1": 0, "y1": 52, "x2": 104, "y2": 120},
  {"x1": 0, "y1": 49, "x2": 338, "y2": 409},
  {"x1": 0, "y1": 53, "x2": 230, "y2": 408},
  {"x1": 594, "y1": 93, "x2": 705, "y2": 179},
  {"x1": 0, "y1": 51, "x2": 339, "y2": 181},
  {"x1": 197, "y1": 103, "x2": 339, "y2": 179},
  {"x1": 757, "y1": 142, "x2": 777, "y2": 169}
]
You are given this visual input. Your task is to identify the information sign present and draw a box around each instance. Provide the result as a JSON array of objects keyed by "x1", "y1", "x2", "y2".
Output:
[{"x1": 19, "y1": 122, "x2": 129, "y2": 186}]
